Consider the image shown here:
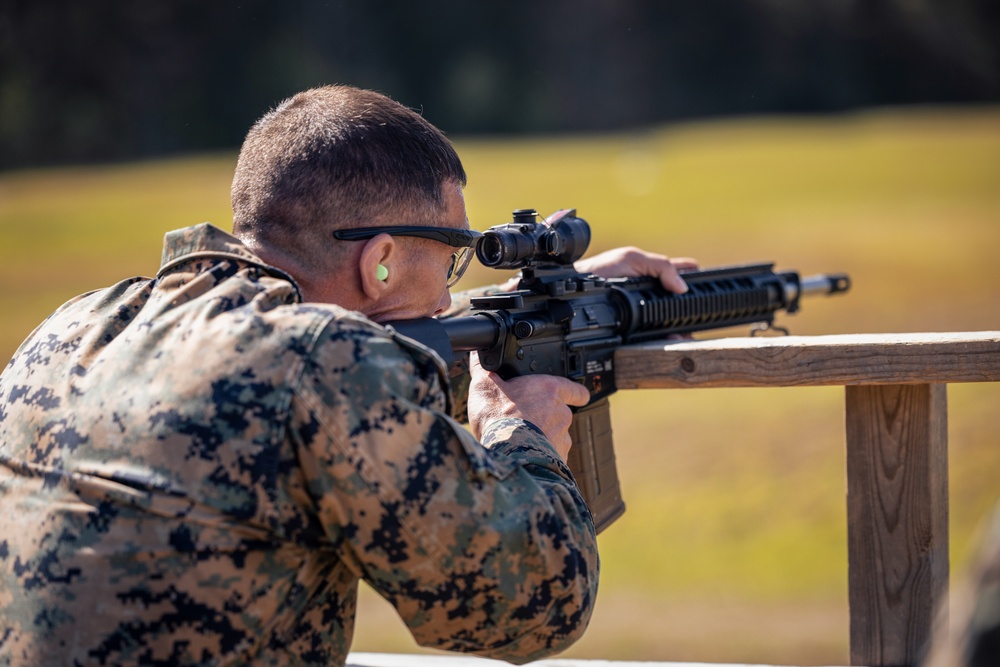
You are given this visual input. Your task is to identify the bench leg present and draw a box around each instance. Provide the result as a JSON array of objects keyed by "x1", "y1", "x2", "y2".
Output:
[{"x1": 846, "y1": 384, "x2": 949, "y2": 666}]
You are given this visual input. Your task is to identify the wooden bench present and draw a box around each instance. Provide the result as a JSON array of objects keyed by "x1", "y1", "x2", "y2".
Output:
[
  {"x1": 349, "y1": 331, "x2": 1000, "y2": 667},
  {"x1": 615, "y1": 331, "x2": 1000, "y2": 666}
]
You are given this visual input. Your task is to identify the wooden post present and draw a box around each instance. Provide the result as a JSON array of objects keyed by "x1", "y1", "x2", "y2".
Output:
[{"x1": 845, "y1": 384, "x2": 949, "y2": 667}]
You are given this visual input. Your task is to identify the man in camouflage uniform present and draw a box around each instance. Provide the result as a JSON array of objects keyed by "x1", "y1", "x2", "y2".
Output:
[{"x1": 0, "y1": 85, "x2": 691, "y2": 666}]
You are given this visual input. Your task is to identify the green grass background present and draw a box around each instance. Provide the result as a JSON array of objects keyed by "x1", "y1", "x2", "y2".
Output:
[{"x1": 2, "y1": 106, "x2": 998, "y2": 664}]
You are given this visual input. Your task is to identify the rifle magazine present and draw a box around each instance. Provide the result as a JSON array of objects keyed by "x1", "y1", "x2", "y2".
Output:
[{"x1": 567, "y1": 397, "x2": 626, "y2": 533}]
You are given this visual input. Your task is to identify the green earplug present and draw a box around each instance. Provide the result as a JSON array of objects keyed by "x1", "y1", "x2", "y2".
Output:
[{"x1": 376, "y1": 264, "x2": 389, "y2": 281}]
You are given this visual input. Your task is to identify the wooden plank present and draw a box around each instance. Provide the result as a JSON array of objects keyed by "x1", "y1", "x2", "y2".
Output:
[
  {"x1": 845, "y1": 384, "x2": 949, "y2": 667},
  {"x1": 614, "y1": 331, "x2": 1000, "y2": 389}
]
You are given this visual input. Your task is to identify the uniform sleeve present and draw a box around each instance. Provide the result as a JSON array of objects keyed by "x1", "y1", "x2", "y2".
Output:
[{"x1": 290, "y1": 319, "x2": 599, "y2": 664}]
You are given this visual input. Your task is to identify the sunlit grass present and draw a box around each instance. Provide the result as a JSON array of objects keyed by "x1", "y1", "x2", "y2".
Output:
[{"x1": 2, "y1": 106, "x2": 998, "y2": 665}]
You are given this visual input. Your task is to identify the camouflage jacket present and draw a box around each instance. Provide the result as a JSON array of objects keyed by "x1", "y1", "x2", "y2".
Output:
[{"x1": 0, "y1": 223, "x2": 598, "y2": 666}]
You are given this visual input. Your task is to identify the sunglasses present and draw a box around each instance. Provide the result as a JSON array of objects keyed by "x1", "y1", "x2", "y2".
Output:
[{"x1": 333, "y1": 226, "x2": 483, "y2": 287}]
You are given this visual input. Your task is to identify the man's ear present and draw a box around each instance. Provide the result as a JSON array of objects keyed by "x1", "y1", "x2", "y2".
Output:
[{"x1": 358, "y1": 234, "x2": 396, "y2": 300}]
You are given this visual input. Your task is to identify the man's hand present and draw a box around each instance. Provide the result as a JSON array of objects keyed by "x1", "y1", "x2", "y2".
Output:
[
  {"x1": 468, "y1": 352, "x2": 591, "y2": 461},
  {"x1": 575, "y1": 246, "x2": 698, "y2": 294}
]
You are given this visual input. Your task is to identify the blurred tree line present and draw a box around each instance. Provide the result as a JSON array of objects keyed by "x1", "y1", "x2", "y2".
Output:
[{"x1": 1, "y1": 0, "x2": 997, "y2": 170}]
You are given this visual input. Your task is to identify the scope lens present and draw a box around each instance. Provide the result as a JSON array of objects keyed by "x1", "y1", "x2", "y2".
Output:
[{"x1": 477, "y1": 234, "x2": 505, "y2": 267}]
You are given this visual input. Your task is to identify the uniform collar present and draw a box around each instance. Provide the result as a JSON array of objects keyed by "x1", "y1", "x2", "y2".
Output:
[{"x1": 156, "y1": 223, "x2": 303, "y2": 301}]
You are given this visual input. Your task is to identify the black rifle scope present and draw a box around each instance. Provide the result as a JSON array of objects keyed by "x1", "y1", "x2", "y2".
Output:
[{"x1": 476, "y1": 209, "x2": 591, "y2": 270}]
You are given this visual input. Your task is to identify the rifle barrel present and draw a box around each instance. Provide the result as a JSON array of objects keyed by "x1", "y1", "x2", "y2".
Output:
[{"x1": 799, "y1": 273, "x2": 852, "y2": 298}]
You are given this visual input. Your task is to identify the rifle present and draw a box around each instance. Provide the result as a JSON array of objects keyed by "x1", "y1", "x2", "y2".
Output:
[{"x1": 390, "y1": 208, "x2": 851, "y2": 533}]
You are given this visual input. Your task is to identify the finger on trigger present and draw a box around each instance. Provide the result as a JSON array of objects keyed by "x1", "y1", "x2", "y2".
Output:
[{"x1": 560, "y1": 379, "x2": 591, "y2": 407}]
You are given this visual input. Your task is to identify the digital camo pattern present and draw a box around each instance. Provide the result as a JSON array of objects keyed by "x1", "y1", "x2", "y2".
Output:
[{"x1": 0, "y1": 223, "x2": 598, "y2": 666}]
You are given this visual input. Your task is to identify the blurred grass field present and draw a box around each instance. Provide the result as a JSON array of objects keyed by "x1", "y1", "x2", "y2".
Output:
[{"x1": 1, "y1": 106, "x2": 998, "y2": 665}]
